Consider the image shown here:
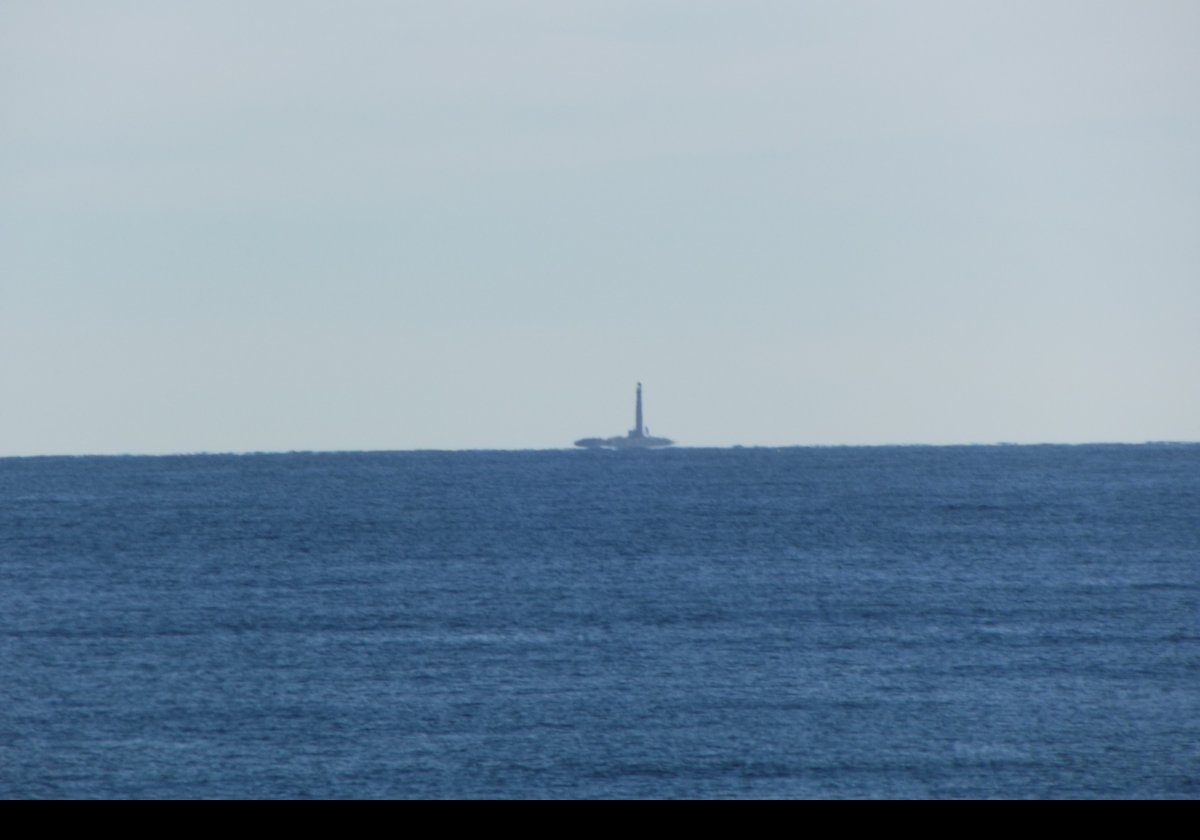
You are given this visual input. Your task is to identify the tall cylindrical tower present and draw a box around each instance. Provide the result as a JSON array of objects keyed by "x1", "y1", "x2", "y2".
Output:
[{"x1": 635, "y1": 382, "x2": 644, "y2": 437}]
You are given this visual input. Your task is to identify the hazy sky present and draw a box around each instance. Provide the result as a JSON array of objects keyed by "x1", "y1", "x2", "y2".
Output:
[{"x1": 3, "y1": 1, "x2": 1197, "y2": 454}]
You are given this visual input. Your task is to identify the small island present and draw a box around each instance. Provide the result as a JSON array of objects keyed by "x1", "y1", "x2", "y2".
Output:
[{"x1": 575, "y1": 383, "x2": 674, "y2": 449}]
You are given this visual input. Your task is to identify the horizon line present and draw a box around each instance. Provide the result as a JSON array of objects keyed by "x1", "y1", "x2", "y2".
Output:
[{"x1": 3, "y1": 440, "x2": 1198, "y2": 460}]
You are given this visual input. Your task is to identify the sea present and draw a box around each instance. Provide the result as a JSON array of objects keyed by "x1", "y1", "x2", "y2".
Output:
[{"x1": 1, "y1": 445, "x2": 1196, "y2": 799}]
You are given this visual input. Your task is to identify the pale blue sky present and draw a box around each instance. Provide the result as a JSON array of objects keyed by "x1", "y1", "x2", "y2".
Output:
[{"x1": 2, "y1": 1, "x2": 1197, "y2": 454}]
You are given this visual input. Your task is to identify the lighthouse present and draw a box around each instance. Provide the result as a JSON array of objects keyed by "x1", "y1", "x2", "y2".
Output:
[
  {"x1": 574, "y1": 384, "x2": 674, "y2": 449},
  {"x1": 633, "y1": 382, "x2": 645, "y2": 438}
]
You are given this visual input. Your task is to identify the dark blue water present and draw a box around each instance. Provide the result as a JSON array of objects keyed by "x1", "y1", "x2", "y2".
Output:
[{"x1": 1, "y1": 446, "x2": 1197, "y2": 798}]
